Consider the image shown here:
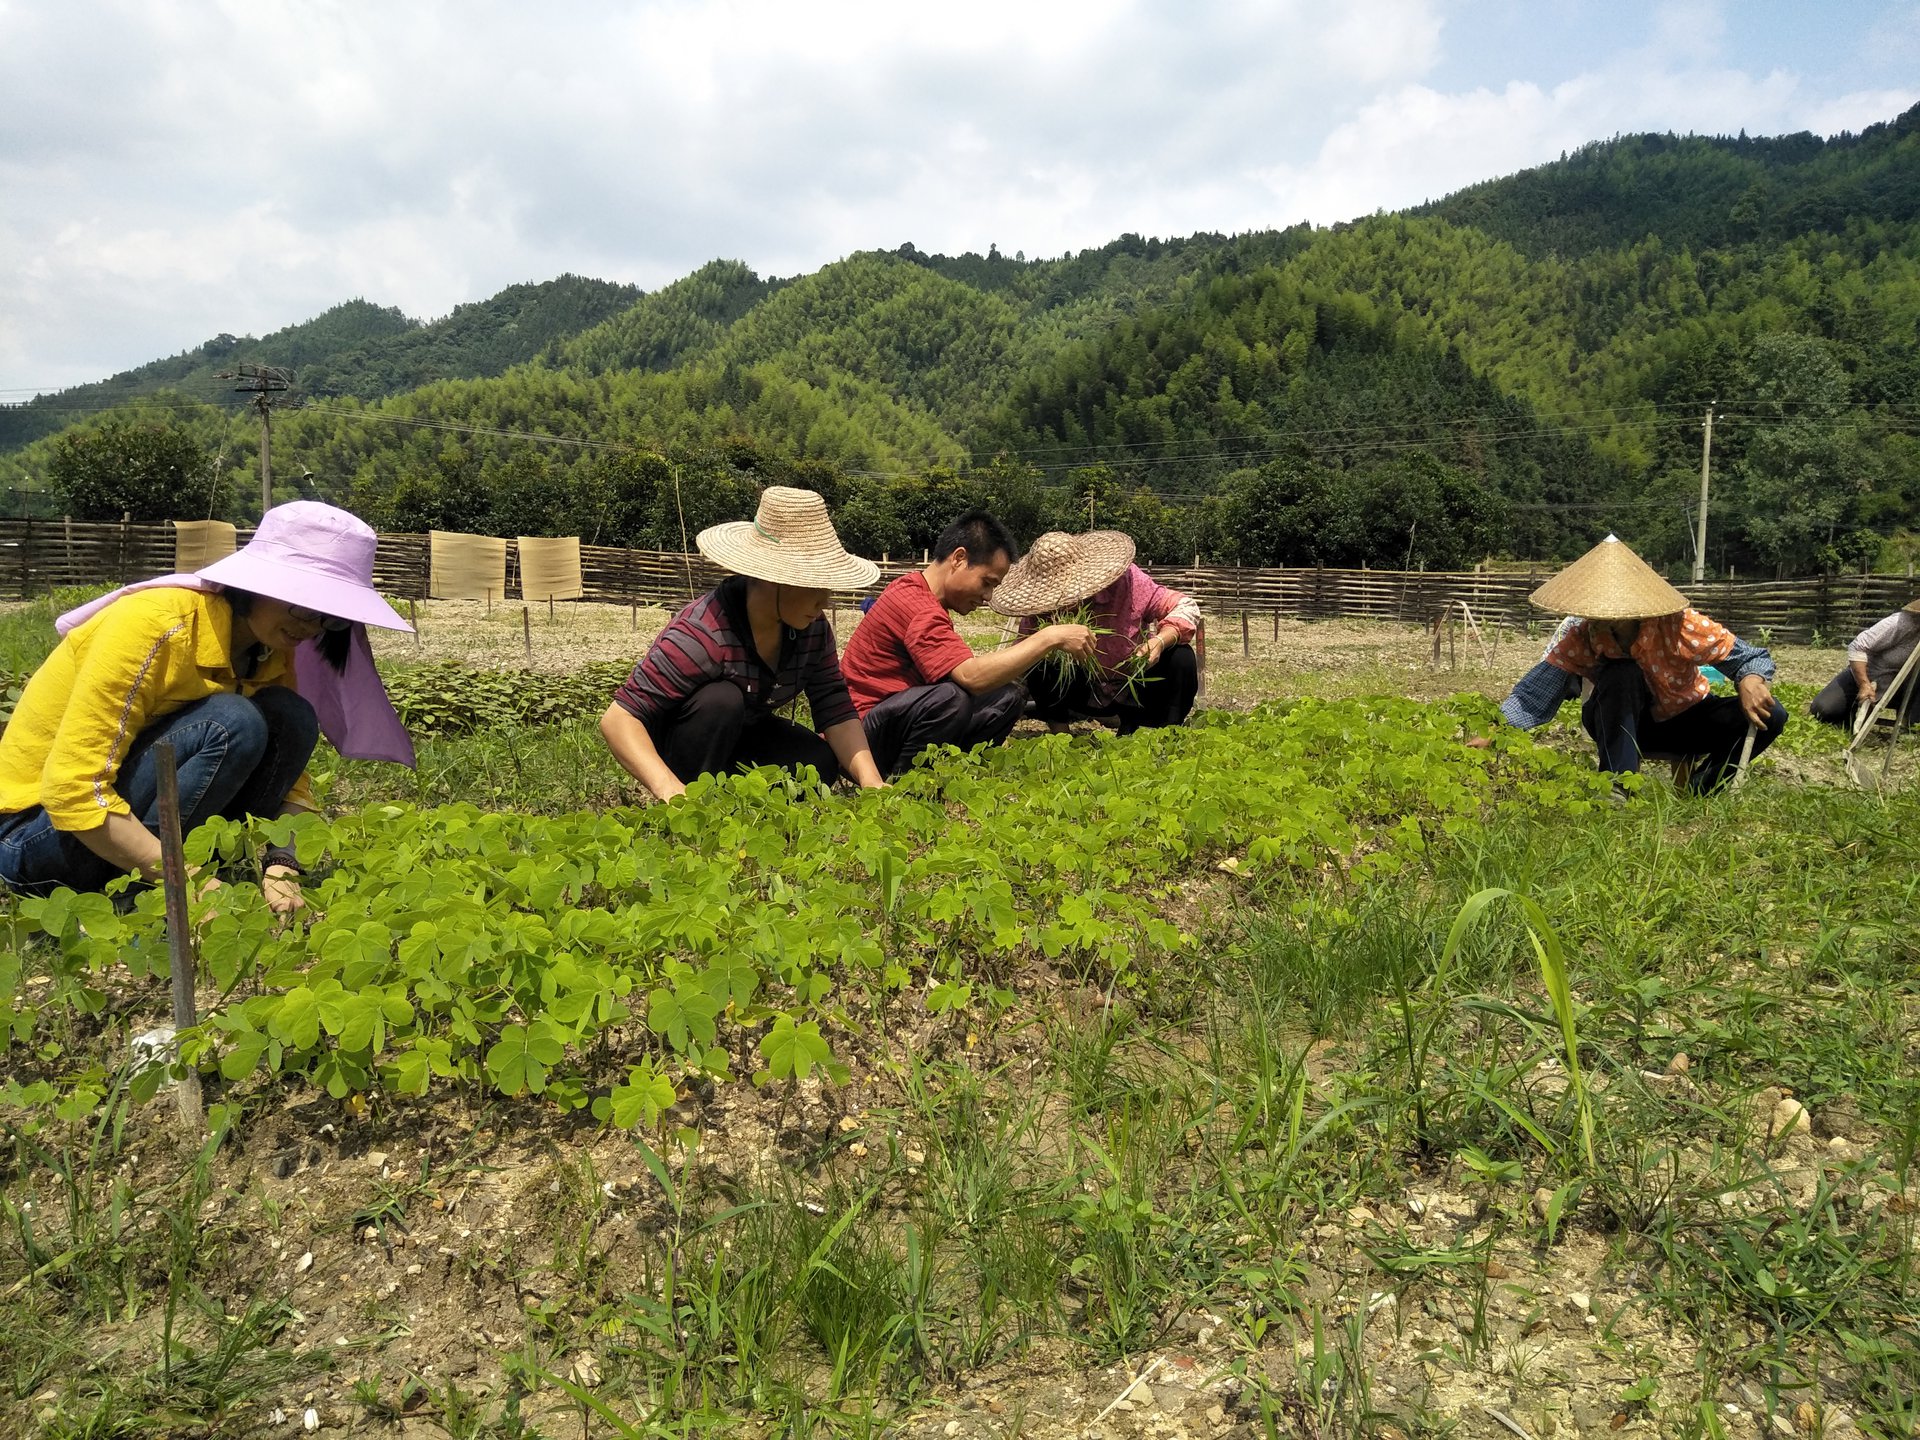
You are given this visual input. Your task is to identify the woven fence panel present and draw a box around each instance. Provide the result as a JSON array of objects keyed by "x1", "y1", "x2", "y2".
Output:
[
  {"x1": 516, "y1": 537, "x2": 584, "y2": 601},
  {"x1": 171, "y1": 520, "x2": 238, "y2": 572},
  {"x1": 0, "y1": 519, "x2": 176, "y2": 598},
  {"x1": 1, "y1": 519, "x2": 1913, "y2": 645},
  {"x1": 428, "y1": 531, "x2": 509, "y2": 602},
  {"x1": 372, "y1": 534, "x2": 430, "y2": 599}
]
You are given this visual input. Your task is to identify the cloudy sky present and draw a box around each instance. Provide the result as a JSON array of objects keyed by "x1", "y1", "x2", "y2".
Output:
[{"x1": 2, "y1": 0, "x2": 1915, "y2": 396}]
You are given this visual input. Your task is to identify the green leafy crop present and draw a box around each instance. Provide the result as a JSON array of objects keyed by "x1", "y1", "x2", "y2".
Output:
[{"x1": 2, "y1": 695, "x2": 1607, "y2": 1129}]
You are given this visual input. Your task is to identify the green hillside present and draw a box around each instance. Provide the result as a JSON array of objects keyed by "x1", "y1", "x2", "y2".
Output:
[
  {"x1": 6, "y1": 105, "x2": 1917, "y2": 574},
  {"x1": 0, "y1": 276, "x2": 639, "y2": 452},
  {"x1": 1419, "y1": 106, "x2": 1920, "y2": 259},
  {"x1": 561, "y1": 260, "x2": 781, "y2": 376}
]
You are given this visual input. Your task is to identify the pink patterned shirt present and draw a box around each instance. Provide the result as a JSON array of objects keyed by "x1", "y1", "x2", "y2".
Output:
[{"x1": 1021, "y1": 565, "x2": 1200, "y2": 707}]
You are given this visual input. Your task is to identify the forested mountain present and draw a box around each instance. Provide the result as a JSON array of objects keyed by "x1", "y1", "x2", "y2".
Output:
[
  {"x1": 561, "y1": 261, "x2": 781, "y2": 376},
  {"x1": 1420, "y1": 106, "x2": 1920, "y2": 260},
  {"x1": 0, "y1": 275, "x2": 639, "y2": 451},
  {"x1": 6, "y1": 105, "x2": 1917, "y2": 574}
]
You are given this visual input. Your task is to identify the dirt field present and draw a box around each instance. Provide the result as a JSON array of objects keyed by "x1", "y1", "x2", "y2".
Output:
[
  {"x1": 4, "y1": 599, "x2": 1903, "y2": 1439},
  {"x1": 371, "y1": 599, "x2": 1844, "y2": 699}
]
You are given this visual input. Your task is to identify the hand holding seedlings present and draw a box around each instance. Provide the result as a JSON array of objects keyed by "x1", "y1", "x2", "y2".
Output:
[
  {"x1": 1044, "y1": 622, "x2": 1097, "y2": 661},
  {"x1": 1130, "y1": 630, "x2": 1168, "y2": 669}
]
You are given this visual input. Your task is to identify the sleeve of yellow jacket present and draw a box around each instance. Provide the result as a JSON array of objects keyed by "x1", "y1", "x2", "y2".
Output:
[
  {"x1": 38, "y1": 597, "x2": 203, "y2": 831},
  {"x1": 22, "y1": 589, "x2": 321, "y2": 830}
]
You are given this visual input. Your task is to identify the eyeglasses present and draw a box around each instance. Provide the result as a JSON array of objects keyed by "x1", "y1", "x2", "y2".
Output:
[{"x1": 288, "y1": 604, "x2": 352, "y2": 633}]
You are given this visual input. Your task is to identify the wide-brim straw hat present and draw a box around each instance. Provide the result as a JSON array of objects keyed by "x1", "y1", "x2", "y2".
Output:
[
  {"x1": 1904, "y1": 597, "x2": 1920, "y2": 614},
  {"x1": 198, "y1": 500, "x2": 412, "y2": 631},
  {"x1": 697, "y1": 485, "x2": 880, "y2": 590},
  {"x1": 989, "y1": 530, "x2": 1137, "y2": 617},
  {"x1": 1529, "y1": 534, "x2": 1689, "y2": 620}
]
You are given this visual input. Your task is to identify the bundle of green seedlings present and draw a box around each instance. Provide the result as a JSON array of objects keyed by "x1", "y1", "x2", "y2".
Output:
[{"x1": 1034, "y1": 601, "x2": 1159, "y2": 706}]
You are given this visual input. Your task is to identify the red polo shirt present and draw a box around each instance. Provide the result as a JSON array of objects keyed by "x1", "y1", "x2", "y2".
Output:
[{"x1": 841, "y1": 572, "x2": 978, "y2": 715}]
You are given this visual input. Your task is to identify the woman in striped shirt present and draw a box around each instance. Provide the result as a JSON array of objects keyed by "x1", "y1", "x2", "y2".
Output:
[{"x1": 599, "y1": 487, "x2": 888, "y2": 802}]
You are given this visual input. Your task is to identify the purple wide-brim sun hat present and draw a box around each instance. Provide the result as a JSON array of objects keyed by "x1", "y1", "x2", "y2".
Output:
[{"x1": 197, "y1": 501, "x2": 412, "y2": 632}]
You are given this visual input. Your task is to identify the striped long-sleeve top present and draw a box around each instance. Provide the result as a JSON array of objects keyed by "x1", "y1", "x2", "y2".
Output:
[{"x1": 611, "y1": 576, "x2": 858, "y2": 734}]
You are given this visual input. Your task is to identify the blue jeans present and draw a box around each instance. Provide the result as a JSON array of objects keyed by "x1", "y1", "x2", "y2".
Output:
[{"x1": 0, "y1": 688, "x2": 319, "y2": 896}]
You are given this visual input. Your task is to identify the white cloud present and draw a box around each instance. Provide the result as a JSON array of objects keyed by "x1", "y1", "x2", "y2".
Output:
[
  {"x1": 0, "y1": 0, "x2": 1912, "y2": 393},
  {"x1": 1260, "y1": 50, "x2": 1914, "y2": 226},
  {"x1": 1799, "y1": 88, "x2": 1920, "y2": 138}
]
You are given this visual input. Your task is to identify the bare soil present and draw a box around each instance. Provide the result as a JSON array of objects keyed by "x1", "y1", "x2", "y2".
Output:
[
  {"x1": 90, "y1": 1008, "x2": 1898, "y2": 1440},
  {"x1": 368, "y1": 600, "x2": 1841, "y2": 698}
]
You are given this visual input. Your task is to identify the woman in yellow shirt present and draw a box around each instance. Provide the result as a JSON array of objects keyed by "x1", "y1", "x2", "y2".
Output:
[{"x1": 0, "y1": 502, "x2": 414, "y2": 912}]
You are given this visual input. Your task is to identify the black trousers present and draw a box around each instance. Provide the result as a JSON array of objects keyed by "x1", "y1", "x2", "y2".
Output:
[
  {"x1": 1581, "y1": 659, "x2": 1786, "y2": 793},
  {"x1": 647, "y1": 682, "x2": 840, "y2": 786},
  {"x1": 1810, "y1": 666, "x2": 1920, "y2": 727},
  {"x1": 1028, "y1": 644, "x2": 1199, "y2": 734},
  {"x1": 861, "y1": 679, "x2": 1025, "y2": 777}
]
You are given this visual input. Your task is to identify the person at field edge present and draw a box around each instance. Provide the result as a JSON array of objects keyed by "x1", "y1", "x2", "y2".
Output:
[
  {"x1": 0, "y1": 502, "x2": 417, "y2": 912},
  {"x1": 991, "y1": 530, "x2": 1201, "y2": 734},
  {"x1": 1808, "y1": 599, "x2": 1920, "y2": 728},
  {"x1": 599, "y1": 486, "x2": 887, "y2": 801},
  {"x1": 1480, "y1": 534, "x2": 1786, "y2": 794},
  {"x1": 839, "y1": 511, "x2": 1096, "y2": 776}
]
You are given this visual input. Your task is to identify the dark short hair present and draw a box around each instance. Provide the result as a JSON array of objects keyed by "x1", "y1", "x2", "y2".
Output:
[{"x1": 933, "y1": 511, "x2": 1018, "y2": 566}]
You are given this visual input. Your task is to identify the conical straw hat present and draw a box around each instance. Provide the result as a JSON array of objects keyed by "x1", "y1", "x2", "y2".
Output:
[
  {"x1": 989, "y1": 530, "x2": 1137, "y2": 617},
  {"x1": 696, "y1": 486, "x2": 880, "y2": 590},
  {"x1": 1529, "y1": 534, "x2": 1688, "y2": 620}
]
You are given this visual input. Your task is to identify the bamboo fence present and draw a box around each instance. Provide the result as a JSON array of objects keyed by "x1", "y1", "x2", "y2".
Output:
[{"x1": 0, "y1": 518, "x2": 1909, "y2": 646}]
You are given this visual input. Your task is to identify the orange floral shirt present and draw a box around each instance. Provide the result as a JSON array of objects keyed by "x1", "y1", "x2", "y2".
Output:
[{"x1": 1545, "y1": 610, "x2": 1735, "y2": 722}]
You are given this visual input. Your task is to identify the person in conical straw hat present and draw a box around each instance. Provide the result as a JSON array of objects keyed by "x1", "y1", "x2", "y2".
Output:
[
  {"x1": 1479, "y1": 534, "x2": 1786, "y2": 793},
  {"x1": 992, "y1": 531, "x2": 1202, "y2": 733},
  {"x1": 839, "y1": 511, "x2": 1097, "y2": 776},
  {"x1": 0, "y1": 501, "x2": 416, "y2": 915},
  {"x1": 600, "y1": 485, "x2": 887, "y2": 801},
  {"x1": 1809, "y1": 596, "x2": 1920, "y2": 729}
]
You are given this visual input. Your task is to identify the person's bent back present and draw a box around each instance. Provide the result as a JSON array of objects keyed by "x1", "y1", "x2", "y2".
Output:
[
  {"x1": 0, "y1": 503, "x2": 416, "y2": 913},
  {"x1": 599, "y1": 487, "x2": 887, "y2": 802},
  {"x1": 840, "y1": 511, "x2": 1095, "y2": 776},
  {"x1": 1810, "y1": 602, "x2": 1920, "y2": 727}
]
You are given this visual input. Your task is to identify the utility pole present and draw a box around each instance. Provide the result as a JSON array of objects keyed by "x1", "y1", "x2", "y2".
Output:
[
  {"x1": 217, "y1": 365, "x2": 292, "y2": 516},
  {"x1": 1692, "y1": 403, "x2": 1715, "y2": 585}
]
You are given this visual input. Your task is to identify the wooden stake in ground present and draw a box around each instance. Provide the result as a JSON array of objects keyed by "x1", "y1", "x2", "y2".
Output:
[
  {"x1": 408, "y1": 597, "x2": 420, "y2": 649},
  {"x1": 1428, "y1": 600, "x2": 1494, "y2": 670},
  {"x1": 1881, "y1": 678, "x2": 1916, "y2": 787},
  {"x1": 522, "y1": 606, "x2": 533, "y2": 664},
  {"x1": 152, "y1": 742, "x2": 204, "y2": 1131},
  {"x1": 1729, "y1": 721, "x2": 1760, "y2": 793}
]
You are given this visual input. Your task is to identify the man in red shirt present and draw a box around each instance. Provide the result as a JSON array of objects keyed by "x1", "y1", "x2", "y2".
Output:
[{"x1": 842, "y1": 512, "x2": 1095, "y2": 776}]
